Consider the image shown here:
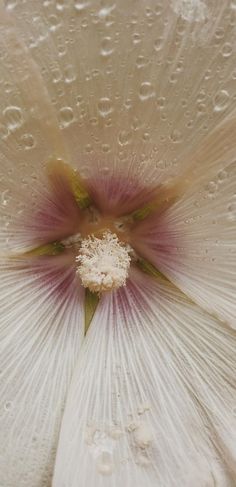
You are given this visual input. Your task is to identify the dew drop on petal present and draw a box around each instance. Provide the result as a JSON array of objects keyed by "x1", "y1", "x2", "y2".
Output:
[
  {"x1": 48, "y1": 14, "x2": 61, "y2": 31},
  {"x1": 74, "y1": 1, "x2": 90, "y2": 12},
  {"x1": 59, "y1": 106, "x2": 75, "y2": 127},
  {"x1": 118, "y1": 130, "x2": 132, "y2": 146},
  {"x1": 221, "y1": 42, "x2": 233, "y2": 58},
  {"x1": 154, "y1": 37, "x2": 164, "y2": 52},
  {"x1": 4, "y1": 401, "x2": 13, "y2": 412},
  {"x1": 3, "y1": 106, "x2": 23, "y2": 131},
  {"x1": 170, "y1": 129, "x2": 182, "y2": 143},
  {"x1": 4, "y1": 0, "x2": 17, "y2": 9},
  {"x1": 97, "y1": 97, "x2": 113, "y2": 117},
  {"x1": 228, "y1": 202, "x2": 236, "y2": 221},
  {"x1": 213, "y1": 90, "x2": 230, "y2": 112},
  {"x1": 64, "y1": 64, "x2": 76, "y2": 83},
  {"x1": 100, "y1": 37, "x2": 114, "y2": 57},
  {"x1": 20, "y1": 133, "x2": 36, "y2": 150},
  {"x1": 56, "y1": 0, "x2": 66, "y2": 11},
  {"x1": 139, "y1": 82, "x2": 155, "y2": 101}
]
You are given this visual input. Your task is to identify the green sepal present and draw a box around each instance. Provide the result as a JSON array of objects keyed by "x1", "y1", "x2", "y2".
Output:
[
  {"x1": 131, "y1": 193, "x2": 178, "y2": 222},
  {"x1": 70, "y1": 171, "x2": 91, "y2": 209},
  {"x1": 131, "y1": 202, "x2": 159, "y2": 221},
  {"x1": 137, "y1": 258, "x2": 167, "y2": 281},
  {"x1": 84, "y1": 289, "x2": 100, "y2": 335},
  {"x1": 47, "y1": 159, "x2": 92, "y2": 210},
  {"x1": 23, "y1": 241, "x2": 65, "y2": 257}
]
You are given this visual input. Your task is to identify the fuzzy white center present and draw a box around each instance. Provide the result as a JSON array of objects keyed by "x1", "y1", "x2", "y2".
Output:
[{"x1": 76, "y1": 231, "x2": 131, "y2": 293}]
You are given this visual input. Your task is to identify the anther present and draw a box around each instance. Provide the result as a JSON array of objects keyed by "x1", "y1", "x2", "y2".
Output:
[{"x1": 76, "y1": 231, "x2": 131, "y2": 293}]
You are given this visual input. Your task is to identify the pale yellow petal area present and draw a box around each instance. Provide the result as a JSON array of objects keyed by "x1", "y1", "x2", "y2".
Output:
[
  {"x1": 0, "y1": 256, "x2": 84, "y2": 487},
  {"x1": 3, "y1": 0, "x2": 236, "y2": 187},
  {"x1": 53, "y1": 269, "x2": 236, "y2": 487},
  {"x1": 134, "y1": 114, "x2": 236, "y2": 327}
]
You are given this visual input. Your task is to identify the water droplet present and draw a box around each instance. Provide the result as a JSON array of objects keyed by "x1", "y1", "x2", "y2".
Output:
[
  {"x1": 3, "y1": 106, "x2": 23, "y2": 130},
  {"x1": 154, "y1": 38, "x2": 163, "y2": 52},
  {"x1": 4, "y1": 401, "x2": 13, "y2": 411},
  {"x1": 215, "y1": 27, "x2": 225, "y2": 39},
  {"x1": 102, "y1": 143, "x2": 110, "y2": 152},
  {"x1": 170, "y1": 129, "x2": 182, "y2": 143},
  {"x1": 169, "y1": 73, "x2": 178, "y2": 84},
  {"x1": 118, "y1": 130, "x2": 132, "y2": 146},
  {"x1": 59, "y1": 106, "x2": 75, "y2": 127},
  {"x1": 154, "y1": 3, "x2": 162, "y2": 15},
  {"x1": 20, "y1": 133, "x2": 36, "y2": 150},
  {"x1": 228, "y1": 202, "x2": 236, "y2": 221},
  {"x1": 132, "y1": 32, "x2": 141, "y2": 44},
  {"x1": 142, "y1": 131, "x2": 150, "y2": 141},
  {"x1": 56, "y1": 0, "x2": 66, "y2": 10},
  {"x1": 100, "y1": 37, "x2": 114, "y2": 57},
  {"x1": 213, "y1": 90, "x2": 230, "y2": 112},
  {"x1": 204, "y1": 69, "x2": 212, "y2": 80},
  {"x1": 74, "y1": 0, "x2": 90, "y2": 11},
  {"x1": 81, "y1": 18, "x2": 88, "y2": 28},
  {"x1": 48, "y1": 14, "x2": 61, "y2": 31},
  {"x1": 221, "y1": 42, "x2": 232, "y2": 58},
  {"x1": 156, "y1": 97, "x2": 166, "y2": 109},
  {"x1": 124, "y1": 98, "x2": 132, "y2": 110},
  {"x1": 64, "y1": 64, "x2": 76, "y2": 83},
  {"x1": 139, "y1": 82, "x2": 155, "y2": 101},
  {"x1": 136, "y1": 55, "x2": 148, "y2": 68},
  {"x1": 4, "y1": 0, "x2": 17, "y2": 9},
  {"x1": 97, "y1": 97, "x2": 113, "y2": 117},
  {"x1": 1, "y1": 189, "x2": 11, "y2": 207},
  {"x1": 52, "y1": 68, "x2": 62, "y2": 83},
  {"x1": 85, "y1": 143, "x2": 93, "y2": 153}
]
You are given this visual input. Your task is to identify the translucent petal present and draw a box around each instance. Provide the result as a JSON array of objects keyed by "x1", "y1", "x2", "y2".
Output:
[
  {"x1": 134, "y1": 115, "x2": 236, "y2": 327},
  {"x1": 53, "y1": 269, "x2": 236, "y2": 487},
  {"x1": 4, "y1": 0, "x2": 236, "y2": 187},
  {"x1": 0, "y1": 256, "x2": 84, "y2": 486}
]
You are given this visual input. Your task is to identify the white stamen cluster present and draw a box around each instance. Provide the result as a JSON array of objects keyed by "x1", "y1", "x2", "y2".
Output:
[{"x1": 76, "y1": 231, "x2": 131, "y2": 293}]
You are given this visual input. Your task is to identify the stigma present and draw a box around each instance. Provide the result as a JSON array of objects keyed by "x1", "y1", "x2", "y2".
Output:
[{"x1": 75, "y1": 231, "x2": 131, "y2": 293}]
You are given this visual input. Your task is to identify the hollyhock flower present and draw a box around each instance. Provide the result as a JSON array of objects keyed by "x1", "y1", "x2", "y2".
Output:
[{"x1": 1, "y1": 0, "x2": 236, "y2": 486}]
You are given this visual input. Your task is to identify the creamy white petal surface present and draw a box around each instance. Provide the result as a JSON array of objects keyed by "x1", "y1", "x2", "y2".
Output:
[
  {"x1": 134, "y1": 115, "x2": 236, "y2": 328},
  {"x1": 0, "y1": 258, "x2": 84, "y2": 487},
  {"x1": 53, "y1": 270, "x2": 236, "y2": 487},
  {"x1": 4, "y1": 0, "x2": 236, "y2": 185}
]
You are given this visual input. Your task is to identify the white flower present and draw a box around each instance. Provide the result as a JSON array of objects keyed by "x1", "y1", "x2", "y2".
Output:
[{"x1": 0, "y1": 1, "x2": 236, "y2": 487}]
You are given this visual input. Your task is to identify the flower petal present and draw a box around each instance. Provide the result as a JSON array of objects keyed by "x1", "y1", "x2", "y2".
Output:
[
  {"x1": 134, "y1": 115, "x2": 236, "y2": 327},
  {"x1": 5, "y1": 0, "x2": 236, "y2": 186},
  {"x1": 0, "y1": 256, "x2": 84, "y2": 486},
  {"x1": 53, "y1": 269, "x2": 236, "y2": 487},
  {"x1": 0, "y1": 10, "x2": 68, "y2": 252}
]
